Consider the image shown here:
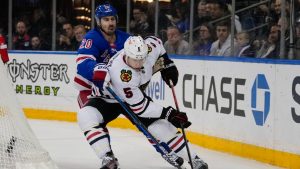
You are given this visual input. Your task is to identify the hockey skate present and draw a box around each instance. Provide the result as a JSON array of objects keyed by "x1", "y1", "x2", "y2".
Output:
[
  {"x1": 100, "y1": 151, "x2": 120, "y2": 169},
  {"x1": 191, "y1": 155, "x2": 208, "y2": 169},
  {"x1": 162, "y1": 151, "x2": 184, "y2": 168}
]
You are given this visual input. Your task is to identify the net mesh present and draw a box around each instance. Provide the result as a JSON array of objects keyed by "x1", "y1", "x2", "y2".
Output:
[{"x1": 0, "y1": 61, "x2": 58, "y2": 169}]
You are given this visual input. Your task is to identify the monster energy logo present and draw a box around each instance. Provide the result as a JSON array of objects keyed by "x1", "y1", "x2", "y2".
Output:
[
  {"x1": 7, "y1": 59, "x2": 70, "y2": 83},
  {"x1": 7, "y1": 59, "x2": 69, "y2": 96},
  {"x1": 15, "y1": 85, "x2": 60, "y2": 96}
]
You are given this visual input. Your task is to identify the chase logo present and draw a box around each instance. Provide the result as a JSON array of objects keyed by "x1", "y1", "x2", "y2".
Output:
[{"x1": 251, "y1": 74, "x2": 270, "y2": 126}]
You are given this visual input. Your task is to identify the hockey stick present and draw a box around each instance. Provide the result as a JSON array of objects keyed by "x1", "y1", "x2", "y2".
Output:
[
  {"x1": 169, "y1": 80, "x2": 194, "y2": 169},
  {"x1": 106, "y1": 86, "x2": 184, "y2": 169}
]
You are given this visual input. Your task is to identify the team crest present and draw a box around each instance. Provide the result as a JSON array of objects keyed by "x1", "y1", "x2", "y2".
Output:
[{"x1": 120, "y1": 69, "x2": 132, "y2": 82}]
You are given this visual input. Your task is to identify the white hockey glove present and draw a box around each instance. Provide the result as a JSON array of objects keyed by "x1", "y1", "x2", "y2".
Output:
[{"x1": 92, "y1": 63, "x2": 110, "y2": 90}]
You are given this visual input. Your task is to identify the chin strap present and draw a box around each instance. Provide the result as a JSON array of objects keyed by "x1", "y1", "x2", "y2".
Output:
[{"x1": 123, "y1": 55, "x2": 129, "y2": 66}]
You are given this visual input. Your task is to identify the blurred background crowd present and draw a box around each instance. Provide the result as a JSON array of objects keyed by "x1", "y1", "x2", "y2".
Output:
[{"x1": 0, "y1": 0, "x2": 299, "y2": 59}]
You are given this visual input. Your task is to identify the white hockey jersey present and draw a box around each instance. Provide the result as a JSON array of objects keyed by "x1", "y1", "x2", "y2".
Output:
[{"x1": 91, "y1": 36, "x2": 167, "y2": 118}]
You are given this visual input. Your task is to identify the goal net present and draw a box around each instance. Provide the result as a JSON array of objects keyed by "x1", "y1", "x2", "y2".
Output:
[{"x1": 0, "y1": 61, "x2": 58, "y2": 169}]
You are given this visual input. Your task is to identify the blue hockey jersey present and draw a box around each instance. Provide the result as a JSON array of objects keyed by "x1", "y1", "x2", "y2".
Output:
[{"x1": 74, "y1": 28, "x2": 130, "y2": 91}]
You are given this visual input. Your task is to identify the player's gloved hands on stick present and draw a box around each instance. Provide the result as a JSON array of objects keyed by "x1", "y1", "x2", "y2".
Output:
[
  {"x1": 161, "y1": 58, "x2": 178, "y2": 87},
  {"x1": 161, "y1": 106, "x2": 191, "y2": 128},
  {"x1": 92, "y1": 63, "x2": 110, "y2": 90}
]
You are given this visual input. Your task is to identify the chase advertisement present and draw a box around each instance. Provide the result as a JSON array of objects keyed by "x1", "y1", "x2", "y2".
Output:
[{"x1": 151, "y1": 57, "x2": 300, "y2": 155}]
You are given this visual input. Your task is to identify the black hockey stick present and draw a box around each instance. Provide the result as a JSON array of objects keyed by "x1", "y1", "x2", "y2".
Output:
[
  {"x1": 170, "y1": 80, "x2": 194, "y2": 169},
  {"x1": 106, "y1": 86, "x2": 184, "y2": 169}
]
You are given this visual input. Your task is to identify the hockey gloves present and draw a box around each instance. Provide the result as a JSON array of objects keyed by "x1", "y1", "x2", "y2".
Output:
[
  {"x1": 160, "y1": 56, "x2": 178, "y2": 88},
  {"x1": 161, "y1": 106, "x2": 191, "y2": 128},
  {"x1": 92, "y1": 63, "x2": 110, "y2": 90}
]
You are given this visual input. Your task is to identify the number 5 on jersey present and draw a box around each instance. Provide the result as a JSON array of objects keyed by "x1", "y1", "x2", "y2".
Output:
[{"x1": 123, "y1": 87, "x2": 133, "y2": 98}]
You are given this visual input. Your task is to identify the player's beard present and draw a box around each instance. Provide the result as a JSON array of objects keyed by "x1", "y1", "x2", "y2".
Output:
[{"x1": 101, "y1": 25, "x2": 116, "y2": 36}]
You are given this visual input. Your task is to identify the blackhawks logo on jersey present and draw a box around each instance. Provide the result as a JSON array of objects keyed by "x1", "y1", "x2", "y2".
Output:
[{"x1": 120, "y1": 69, "x2": 132, "y2": 82}]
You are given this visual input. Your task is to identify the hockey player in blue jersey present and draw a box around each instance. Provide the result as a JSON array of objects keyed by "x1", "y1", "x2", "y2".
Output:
[{"x1": 74, "y1": 3, "x2": 130, "y2": 108}]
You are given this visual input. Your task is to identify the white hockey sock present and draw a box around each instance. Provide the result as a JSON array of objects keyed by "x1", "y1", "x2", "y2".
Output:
[{"x1": 84, "y1": 125, "x2": 111, "y2": 159}]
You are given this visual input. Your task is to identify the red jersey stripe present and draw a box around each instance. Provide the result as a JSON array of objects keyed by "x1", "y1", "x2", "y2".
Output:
[
  {"x1": 87, "y1": 131, "x2": 101, "y2": 141},
  {"x1": 170, "y1": 136, "x2": 184, "y2": 149},
  {"x1": 74, "y1": 76, "x2": 91, "y2": 89}
]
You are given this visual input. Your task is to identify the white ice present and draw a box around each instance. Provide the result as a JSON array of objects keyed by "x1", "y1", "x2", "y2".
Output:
[{"x1": 29, "y1": 119, "x2": 283, "y2": 169}]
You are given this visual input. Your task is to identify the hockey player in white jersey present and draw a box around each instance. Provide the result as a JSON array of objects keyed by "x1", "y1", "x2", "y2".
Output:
[{"x1": 77, "y1": 36, "x2": 208, "y2": 169}]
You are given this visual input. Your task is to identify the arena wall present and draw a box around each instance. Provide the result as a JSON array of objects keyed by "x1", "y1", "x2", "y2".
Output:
[{"x1": 7, "y1": 51, "x2": 300, "y2": 168}]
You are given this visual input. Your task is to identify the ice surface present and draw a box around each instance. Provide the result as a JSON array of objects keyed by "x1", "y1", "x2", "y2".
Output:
[{"x1": 29, "y1": 119, "x2": 283, "y2": 169}]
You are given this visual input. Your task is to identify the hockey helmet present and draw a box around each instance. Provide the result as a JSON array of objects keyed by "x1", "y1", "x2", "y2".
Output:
[
  {"x1": 124, "y1": 36, "x2": 148, "y2": 60},
  {"x1": 95, "y1": 4, "x2": 118, "y2": 22}
]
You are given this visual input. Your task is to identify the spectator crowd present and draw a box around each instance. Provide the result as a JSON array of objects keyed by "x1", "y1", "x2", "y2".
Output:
[{"x1": 2, "y1": 0, "x2": 300, "y2": 59}]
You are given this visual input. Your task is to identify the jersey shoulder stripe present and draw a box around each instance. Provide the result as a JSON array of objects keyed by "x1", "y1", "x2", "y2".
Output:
[
  {"x1": 74, "y1": 74, "x2": 92, "y2": 90},
  {"x1": 76, "y1": 54, "x2": 96, "y2": 64}
]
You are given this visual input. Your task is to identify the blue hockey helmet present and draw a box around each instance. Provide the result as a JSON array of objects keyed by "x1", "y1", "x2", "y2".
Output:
[{"x1": 95, "y1": 4, "x2": 118, "y2": 22}]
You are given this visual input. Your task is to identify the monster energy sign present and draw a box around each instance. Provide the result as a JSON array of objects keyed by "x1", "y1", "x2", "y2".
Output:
[{"x1": 7, "y1": 59, "x2": 70, "y2": 96}]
